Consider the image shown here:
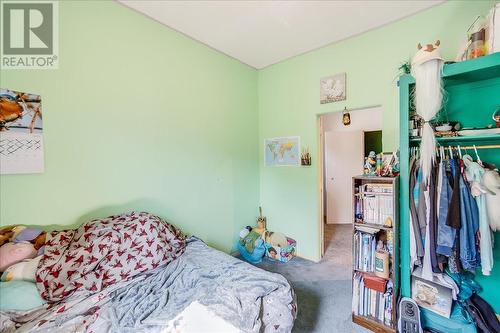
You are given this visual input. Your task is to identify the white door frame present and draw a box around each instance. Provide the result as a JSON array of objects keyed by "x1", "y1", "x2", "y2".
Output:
[{"x1": 317, "y1": 105, "x2": 382, "y2": 259}]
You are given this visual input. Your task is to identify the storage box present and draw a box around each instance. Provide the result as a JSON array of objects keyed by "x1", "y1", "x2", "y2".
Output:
[{"x1": 264, "y1": 237, "x2": 296, "y2": 262}]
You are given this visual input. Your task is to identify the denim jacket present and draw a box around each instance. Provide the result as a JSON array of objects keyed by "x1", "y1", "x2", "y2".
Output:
[
  {"x1": 436, "y1": 160, "x2": 455, "y2": 256},
  {"x1": 459, "y1": 170, "x2": 480, "y2": 272}
]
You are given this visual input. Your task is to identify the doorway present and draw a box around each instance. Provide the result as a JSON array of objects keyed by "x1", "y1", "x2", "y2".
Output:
[{"x1": 319, "y1": 106, "x2": 383, "y2": 262}]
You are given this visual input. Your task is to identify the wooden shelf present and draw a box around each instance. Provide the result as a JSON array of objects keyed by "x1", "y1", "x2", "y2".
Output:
[
  {"x1": 352, "y1": 176, "x2": 399, "y2": 333},
  {"x1": 353, "y1": 269, "x2": 392, "y2": 281},
  {"x1": 352, "y1": 314, "x2": 395, "y2": 333},
  {"x1": 354, "y1": 222, "x2": 393, "y2": 231}
]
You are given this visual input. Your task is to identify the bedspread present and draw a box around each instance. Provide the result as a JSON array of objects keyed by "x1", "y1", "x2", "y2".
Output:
[
  {"x1": 1, "y1": 238, "x2": 296, "y2": 333},
  {"x1": 36, "y1": 212, "x2": 185, "y2": 302},
  {"x1": 102, "y1": 237, "x2": 296, "y2": 333}
]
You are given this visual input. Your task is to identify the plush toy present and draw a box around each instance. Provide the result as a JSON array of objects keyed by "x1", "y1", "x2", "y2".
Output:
[
  {"x1": 364, "y1": 151, "x2": 377, "y2": 175},
  {"x1": 264, "y1": 231, "x2": 288, "y2": 248},
  {"x1": 0, "y1": 226, "x2": 16, "y2": 246},
  {"x1": 1, "y1": 256, "x2": 42, "y2": 282},
  {"x1": 0, "y1": 242, "x2": 37, "y2": 272}
]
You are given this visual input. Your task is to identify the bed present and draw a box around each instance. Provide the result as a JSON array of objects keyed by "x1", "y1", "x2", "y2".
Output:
[{"x1": 0, "y1": 212, "x2": 296, "y2": 333}]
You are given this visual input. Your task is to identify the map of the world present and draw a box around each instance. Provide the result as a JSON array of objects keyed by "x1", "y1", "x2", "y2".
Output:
[{"x1": 265, "y1": 136, "x2": 300, "y2": 166}]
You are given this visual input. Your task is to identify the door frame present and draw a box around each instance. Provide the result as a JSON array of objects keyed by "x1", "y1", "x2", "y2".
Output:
[{"x1": 317, "y1": 105, "x2": 382, "y2": 259}]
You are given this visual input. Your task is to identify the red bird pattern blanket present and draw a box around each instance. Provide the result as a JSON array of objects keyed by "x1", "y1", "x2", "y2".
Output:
[{"x1": 36, "y1": 212, "x2": 186, "y2": 302}]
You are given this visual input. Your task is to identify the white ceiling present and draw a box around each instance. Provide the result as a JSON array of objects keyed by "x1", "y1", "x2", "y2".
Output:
[{"x1": 118, "y1": 0, "x2": 444, "y2": 69}]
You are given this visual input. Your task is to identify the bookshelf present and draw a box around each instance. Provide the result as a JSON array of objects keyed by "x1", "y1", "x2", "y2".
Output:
[{"x1": 352, "y1": 176, "x2": 399, "y2": 333}]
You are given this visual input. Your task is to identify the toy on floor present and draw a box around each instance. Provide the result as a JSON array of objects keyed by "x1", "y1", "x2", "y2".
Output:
[
  {"x1": 254, "y1": 206, "x2": 267, "y2": 235},
  {"x1": 264, "y1": 237, "x2": 296, "y2": 263},
  {"x1": 237, "y1": 216, "x2": 267, "y2": 264},
  {"x1": 264, "y1": 231, "x2": 288, "y2": 248}
]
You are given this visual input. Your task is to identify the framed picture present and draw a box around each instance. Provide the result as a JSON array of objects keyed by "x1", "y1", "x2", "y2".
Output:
[
  {"x1": 320, "y1": 73, "x2": 346, "y2": 104},
  {"x1": 381, "y1": 152, "x2": 396, "y2": 177}
]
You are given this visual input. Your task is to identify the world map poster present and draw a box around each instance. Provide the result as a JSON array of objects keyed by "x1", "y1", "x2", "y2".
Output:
[{"x1": 265, "y1": 136, "x2": 300, "y2": 166}]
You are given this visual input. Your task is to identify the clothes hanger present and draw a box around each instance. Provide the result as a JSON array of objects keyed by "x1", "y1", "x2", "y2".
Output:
[
  {"x1": 473, "y1": 144, "x2": 483, "y2": 166},
  {"x1": 458, "y1": 145, "x2": 463, "y2": 159}
]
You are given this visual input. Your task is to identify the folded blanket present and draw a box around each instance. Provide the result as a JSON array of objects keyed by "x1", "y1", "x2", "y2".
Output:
[{"x1": 36, "y1": 212, "x2": 185, "y2": 302}]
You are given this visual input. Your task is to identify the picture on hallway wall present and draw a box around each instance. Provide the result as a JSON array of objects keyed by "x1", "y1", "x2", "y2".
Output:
[
  {"x1": 320, "y1": 72, "x2": 346, "y2": 104},
  {"x1": 0, "y1": 88, "x2": 44, "y2": 174},
  {"x1": 265, "y1": 136, "x2": 300, "y2": 166}
]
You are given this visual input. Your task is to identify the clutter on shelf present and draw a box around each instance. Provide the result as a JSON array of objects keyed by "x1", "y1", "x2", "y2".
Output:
[{"x1": 363, "y1": 151, "x2": 399, "y2": 177}]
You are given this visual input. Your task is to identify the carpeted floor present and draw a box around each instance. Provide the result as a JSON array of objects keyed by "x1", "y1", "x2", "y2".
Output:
[{"x1": 254, "y1": 224, "x2": 370, "y2": 333}]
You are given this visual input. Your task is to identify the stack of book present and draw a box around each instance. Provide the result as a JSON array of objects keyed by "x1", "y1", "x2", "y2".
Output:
[
  {"x1": 353, "y1": 230, "x2": 376, "y2": 272},
  {"x1": 355, "y1": 183, "x2": 394, "y2": 226},
  {"x1": 352, "y1": 272, "x2": 393, "y2": 327}
]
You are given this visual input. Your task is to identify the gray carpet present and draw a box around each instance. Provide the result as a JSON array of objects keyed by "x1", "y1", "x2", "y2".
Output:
[{"x1": 252, "y1": 225, "x2": 371, "y2": 333}]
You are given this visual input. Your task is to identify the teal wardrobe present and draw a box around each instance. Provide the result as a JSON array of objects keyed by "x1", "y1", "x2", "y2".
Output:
[{"x1": 399, "y1": 52, "x2": 500, "y2": 327}]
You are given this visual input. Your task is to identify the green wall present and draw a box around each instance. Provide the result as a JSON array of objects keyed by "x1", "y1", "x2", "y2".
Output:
[
  {"x1": 0, "y1": 1, "x2": 259, "y2": 253},
  {"x1": 258, "y1": 0, "x2": 495, "y2": 261},
  {"x1": 1, "y1": 0, "x2": 496, "y2": 264}
]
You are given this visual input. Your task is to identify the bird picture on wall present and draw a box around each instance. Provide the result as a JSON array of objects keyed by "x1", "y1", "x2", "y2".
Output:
[{"x1": 320, "y1": 73, "x2": 346, "y2": 104}]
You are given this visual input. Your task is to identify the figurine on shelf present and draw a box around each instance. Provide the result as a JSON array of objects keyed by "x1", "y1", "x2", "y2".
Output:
[{"x1": 364, "y1": 151, "x2": 377, "y2": 175}]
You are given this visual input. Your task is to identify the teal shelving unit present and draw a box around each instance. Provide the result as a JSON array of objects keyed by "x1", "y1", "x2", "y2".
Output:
[{"x1": 399, "y1": 52, "x2": 500, "y2": 327}]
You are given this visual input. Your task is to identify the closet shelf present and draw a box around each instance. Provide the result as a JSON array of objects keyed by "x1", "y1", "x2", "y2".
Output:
[
  {"x1": 410, "y1": 134, "x2": 500, "y2": 146},
  {"x1": 399, "y1": 52, "x2": 500, "y2": 86},
  {"x1": 442, "y1": 52, "x2": 500, "y2": 86}
]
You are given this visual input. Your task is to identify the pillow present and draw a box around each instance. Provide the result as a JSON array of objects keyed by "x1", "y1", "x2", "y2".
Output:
[
  {"x1": 1, "y1": 256, "x2": 42, "y2": 282},
  {"x1": 0, "y1": 242, "x2": 37, "y2": 271},
  {"x1": 0, "y1": 280, "x2": 46, "y2": 311}
]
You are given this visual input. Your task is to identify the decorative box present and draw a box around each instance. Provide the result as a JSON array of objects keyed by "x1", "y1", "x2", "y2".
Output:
[{"x1": 264, "y1": 237, "x2": 296, "y2": 262}]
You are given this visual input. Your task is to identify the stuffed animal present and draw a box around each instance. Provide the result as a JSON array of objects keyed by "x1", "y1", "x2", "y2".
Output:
[
  {"x1": 264, "y1": 231, "x2": 288, "y2": 248},
  {"x1": 364, "y1": 151, "x2": 377, "y2": 175},
  {"x1": 0, "y1": 242, "x2": 37, "y2": 272},
  {"x1": 0, "y1": 226, "x2": 24, "y2": 247}
]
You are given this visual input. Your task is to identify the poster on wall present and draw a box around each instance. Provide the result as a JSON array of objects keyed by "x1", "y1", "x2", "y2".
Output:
[
  {"x1": 265, "y1": 136, "x2": 300, "y2": 166},
  {"x1": 0, "y1": 89, "x2": 44, "y2": 174},
  {"x1": 320, "y1": 72, "x2": 346, "y2": 104}
]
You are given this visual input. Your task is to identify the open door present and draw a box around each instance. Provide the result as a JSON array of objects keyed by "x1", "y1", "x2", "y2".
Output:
[{"x1": 324, "y1": 130, "x2": 364, "y2": 224}]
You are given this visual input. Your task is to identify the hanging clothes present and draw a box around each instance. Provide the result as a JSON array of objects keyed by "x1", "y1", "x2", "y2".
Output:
[
  {"x1": 409, "y1": 157, "x2": 424, "y2": 263},
  {"x1": 463, "y1": 155, "x2": 493, "y2": 276},
  {"x1": 436, "y1": 158, "x2": 456, "y2": 256},
  {"x1": 483, "y1": 170, "x2": 500, "y2": 231},
  {"x1": 428, "y1": 162, "x2": 442, "y2": 273},
  {"x1": 458, "y1": 161, "x2": 480, "y2": 272}
]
